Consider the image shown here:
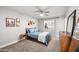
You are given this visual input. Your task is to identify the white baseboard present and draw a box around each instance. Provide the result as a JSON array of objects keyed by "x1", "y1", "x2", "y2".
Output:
[{"x1": 0, "y1": 40, "x2": 19, "y2": 48}]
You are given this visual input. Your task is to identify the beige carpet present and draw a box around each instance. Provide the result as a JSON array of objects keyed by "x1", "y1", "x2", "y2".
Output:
[{"x1": 1, "y1": 38, "x2": 60, "y2": 52}]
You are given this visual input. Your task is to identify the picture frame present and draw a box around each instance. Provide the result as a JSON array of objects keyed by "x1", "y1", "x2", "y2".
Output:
[
  {"x1": 16, "y1": 18, "x2": 20, "y2": 27},
  {"x1": 6, "y1": 18, "x2": 15, "y2": 27}
]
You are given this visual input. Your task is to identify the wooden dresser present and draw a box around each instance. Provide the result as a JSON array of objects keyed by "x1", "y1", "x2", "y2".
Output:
[
  {"x1": 68, "y1": 37, "x2": 79, "y2": 52},
  {"x1": 59, "y1": 32, "x2": 79, "y2": 52}
]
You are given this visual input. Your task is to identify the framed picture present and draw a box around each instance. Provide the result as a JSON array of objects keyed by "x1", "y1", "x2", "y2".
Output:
[
  {"x1": 16, "y1": 18, "x2": 20, "y2": 27},
  {"x1": 6, "y1": 18, "x2": 15, "y2": 27}
]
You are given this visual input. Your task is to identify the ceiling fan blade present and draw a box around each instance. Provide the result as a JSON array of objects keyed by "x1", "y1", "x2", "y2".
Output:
[
  {"x1": 45, "y1": 11, "x2": 49, "y2": 13},
  {"x1": 35, "y1": 11, "x2": 43, "y2": 14}
]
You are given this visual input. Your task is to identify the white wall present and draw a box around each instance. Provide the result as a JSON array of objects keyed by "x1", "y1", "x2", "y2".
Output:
[
  {"x1": 55, "y1": 17, "x2": 65, "y2": 37},
  {"x1": 38, "y1": 17, "x2": 65, "y2": 38},
  {"x1": 0, "y1": 7, "x2": 38, "y2": 47},
  {"x1": 38, "y1": 19, "x2": 44, "y2": 32}
]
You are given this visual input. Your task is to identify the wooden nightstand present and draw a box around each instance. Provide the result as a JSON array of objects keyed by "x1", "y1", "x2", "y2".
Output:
[{"x1": 19, "y1": 33, "x2": 27, "y2": 41}]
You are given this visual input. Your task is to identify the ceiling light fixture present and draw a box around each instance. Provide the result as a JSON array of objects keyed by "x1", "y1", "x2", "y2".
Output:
[{"x1": 40, "y1": 13, "x2": 44, "y2": 16}]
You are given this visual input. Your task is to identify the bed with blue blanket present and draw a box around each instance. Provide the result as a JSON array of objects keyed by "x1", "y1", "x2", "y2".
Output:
[{"x1": 26, "y1": 28, "x2": 51, "y2": 46}]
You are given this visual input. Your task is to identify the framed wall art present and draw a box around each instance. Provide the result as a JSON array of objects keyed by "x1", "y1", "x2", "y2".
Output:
[
  {"x1": 6, "y1": 17, "x2": 20, "y2": 27},
  {"x1": 6, "y1": 18, "x2": 15, "y2": 27},
  {"x1": 16, "y1": 18, "x2": 20, "y2": 27}
]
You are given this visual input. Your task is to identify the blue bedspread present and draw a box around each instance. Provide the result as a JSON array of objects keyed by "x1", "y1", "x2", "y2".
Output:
[{"x1": 27, "y1": 32, "x2": 41, "y2": 39}]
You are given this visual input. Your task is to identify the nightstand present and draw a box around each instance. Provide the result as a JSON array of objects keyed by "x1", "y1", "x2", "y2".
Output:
[{"x1": 19, "y1": 33, "x2": 27, "y2": 41}]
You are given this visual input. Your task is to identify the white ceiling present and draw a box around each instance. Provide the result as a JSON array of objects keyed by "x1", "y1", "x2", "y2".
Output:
[{"x1": 6, "y1": 6, "x2": 69, "y2": 19}]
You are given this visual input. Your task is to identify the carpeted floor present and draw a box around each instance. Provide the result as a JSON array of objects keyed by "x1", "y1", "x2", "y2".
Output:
[{"x1": 1, "y1": 38, "x2": 60, "y2": 52}]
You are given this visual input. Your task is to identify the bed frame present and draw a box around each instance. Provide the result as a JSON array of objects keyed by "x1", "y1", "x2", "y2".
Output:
[{"x1": 26, "y1": 28, "x2": 51, "y2": 46}]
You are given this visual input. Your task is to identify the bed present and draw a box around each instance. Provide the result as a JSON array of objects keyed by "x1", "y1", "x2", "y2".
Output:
[{"x1": 26, "y1": 28, "x2": 51, "y2": 46}]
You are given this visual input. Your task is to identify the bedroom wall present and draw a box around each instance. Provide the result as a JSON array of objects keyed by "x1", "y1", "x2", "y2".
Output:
[
  {"x1": 55, "y1": 17, "x2": 65, "y2": 37},
  {"x1": 38, "y1": 17, "x2": 65, "y2": 39},
  {"x1": 0, "y1": 7, "x2": 38, "y2": 48},
  {"x1": 38, "y1": 19, "x2": 44, "y2": 32}
]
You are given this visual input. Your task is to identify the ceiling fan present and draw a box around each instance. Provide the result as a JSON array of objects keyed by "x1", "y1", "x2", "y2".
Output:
[{"x1": 34, "y1": 6, "x2": 50, "y2": 16}]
